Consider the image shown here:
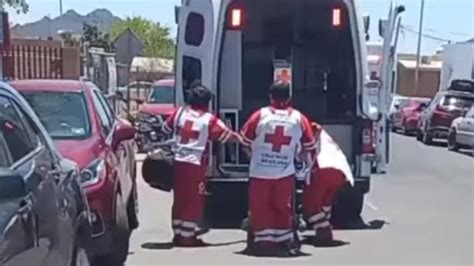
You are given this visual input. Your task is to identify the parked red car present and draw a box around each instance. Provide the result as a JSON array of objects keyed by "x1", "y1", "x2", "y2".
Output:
[
  {"x1": 417, "y1": 89, "x2": 474, "y2": 144},
  {"x1": 135, "y1": 79, "x2": 175, "y2": 152},
  {"x1": 11, "y1": 80, "x2": 138, "y2": 265},
  {"x1": 392, "y1": 98, "x2": 430, "y2": 135}
]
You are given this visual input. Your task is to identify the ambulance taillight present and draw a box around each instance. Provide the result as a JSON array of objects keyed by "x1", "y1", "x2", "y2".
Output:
[
  {"x1": 362, "y1": 120, "x2": 375, "y2": 154},
  {"x1": 227, "y1": 3, "x2": 245, "y2": 30},
  {"x1": 332, "y1": 8, "x2": 341, "y2": 27},
  {"x1": 231, "y1": 8, "x2": 242, "y2": 27}
]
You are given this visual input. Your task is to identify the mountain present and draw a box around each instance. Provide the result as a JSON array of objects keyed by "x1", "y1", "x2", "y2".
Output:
[{"x1": 11, "y1": 9, "x2": 122, "y2": 39}]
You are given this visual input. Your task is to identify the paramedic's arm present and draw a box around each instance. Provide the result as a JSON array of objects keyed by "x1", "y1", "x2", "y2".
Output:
[
  {"x1": 209, "y1": 116, "x2": 241, "y2": 143},
  {"x1": 239, "y1": 111, "x2": 261, "y2": 156},
  {"x1": 299, "y1": 115, "x2": 318, "y2": 167},
  {"x1": 161, "y1": 108, "x2": 179, "y2": 135}
]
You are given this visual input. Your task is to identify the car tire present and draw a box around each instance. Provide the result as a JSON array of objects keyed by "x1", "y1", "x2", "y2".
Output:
[
  {"x1": 401, "y1": 123, "x2": 409, "y2": 136},
  {"x1": 422, "y1": 125, "x2": 434, "y2": 145},
  {"x1": 447, "y1": 129, "x2": 459, "y2": 151},
  {"x1": 99, "y1": 193, "x2": 131, "y2": 265},
  {"x1": 416, "y1": 130, "x2": 423, "y2": 141},
  {"x1": 127, "y1": 183, "x2": 139, "y2": 230}
]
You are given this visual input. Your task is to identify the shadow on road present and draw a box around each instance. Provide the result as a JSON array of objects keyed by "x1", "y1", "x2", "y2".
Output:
[
  {"x1": 141, "y1": 240, "x2": 245, "y2": 250},
  {"x1": 141, "y1": 242, "x2": 174, "y2": 250},
  {"x1": 301, "y1": 236, "x2": 350, "y2": 248},
  {"x1": 333, "y1": 218, "x2": 388, "y2": 230},
  {"x1": 455, "y1": 149, "x2": 474, "y2": 158},
  {"x1": 235, "y1": 248, "x2": 311, "y2": 258}
]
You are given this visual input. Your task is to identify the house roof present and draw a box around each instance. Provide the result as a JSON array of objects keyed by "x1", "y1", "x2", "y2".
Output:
[
  {"x1": 113, "y1": 28, "x2": 145, "y2": 47},
  {"x1": 130, "y1": 57, "x2": 174, "y2": 73},
  {"x1": 398, "y1": 59, "x2": 442, "y2": 71}
]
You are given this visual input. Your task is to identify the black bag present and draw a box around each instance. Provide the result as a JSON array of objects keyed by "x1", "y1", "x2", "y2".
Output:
[
  {"x1": 142, "y1": 145, "x2": 175, "y2": 192},
  {"x1": 141, "y1": 107, "x2": 184, "y2": 192}
]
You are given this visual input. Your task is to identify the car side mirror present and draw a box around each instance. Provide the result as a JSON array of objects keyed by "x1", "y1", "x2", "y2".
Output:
[
  {"x1": 112, "y1": 119, "x2": 136, "y2": 149},
  {"x1": 0, "y1": 169, "x2": 27, "y2": 199}
]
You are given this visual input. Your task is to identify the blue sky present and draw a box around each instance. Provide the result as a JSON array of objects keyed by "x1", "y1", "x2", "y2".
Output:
[{"x1": 7, "y1": 0, "x2": 474, "y2": 54}]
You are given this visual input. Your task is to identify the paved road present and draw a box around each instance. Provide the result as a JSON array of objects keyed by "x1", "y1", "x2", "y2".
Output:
[{"x1": 126, "y1": 134, "x2": 473, "y2": 265}]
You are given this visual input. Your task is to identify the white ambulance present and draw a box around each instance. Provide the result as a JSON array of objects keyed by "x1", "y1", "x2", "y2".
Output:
[{"x1": 173, "y1": 0, "x2": 403, "y2": 227}]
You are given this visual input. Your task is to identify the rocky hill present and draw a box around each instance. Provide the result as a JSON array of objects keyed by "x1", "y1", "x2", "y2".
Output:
[{"x1": 11, "y1": 9, "x2": 121, "y2": 39}]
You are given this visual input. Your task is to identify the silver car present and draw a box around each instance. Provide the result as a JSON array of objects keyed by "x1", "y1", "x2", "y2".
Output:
[{"x1": 448, "y1": 106, "x2": 474, "y2": 150}]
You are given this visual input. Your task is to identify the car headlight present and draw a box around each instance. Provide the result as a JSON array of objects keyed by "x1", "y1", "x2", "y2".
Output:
[{"x1": 81, "y1": 159, "x2": 105, "y2": 187}]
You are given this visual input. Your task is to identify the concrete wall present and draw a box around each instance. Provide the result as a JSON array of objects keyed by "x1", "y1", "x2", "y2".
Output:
[{"x1": 397, "y1": 64, "x2": 440, "y2": 98}]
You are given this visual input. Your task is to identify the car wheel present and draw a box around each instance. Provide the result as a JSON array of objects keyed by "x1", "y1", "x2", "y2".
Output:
[
  {"x1": 447, "y1": 129, "x2": 459, "y2": 151},
  {"x1": 99, "y1": 193, "x2": 131, "y2": 265},
  {"x1": 401, "y1": 122, "x2": 409, "y2": 136},
  {"x1": 422, "y1": 125, "x2": 434, "y2": 145},
  {"x1": 127, "y1": 183, "x2": 139, "y2": 230},
  {"x1": 416, "y1": 130, "x2": 423, "y2": 141}
]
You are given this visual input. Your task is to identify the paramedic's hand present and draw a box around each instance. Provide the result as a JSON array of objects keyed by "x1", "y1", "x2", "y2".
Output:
[{"x1": 242, "y1": 147, "x2": 252, "y2": 159}]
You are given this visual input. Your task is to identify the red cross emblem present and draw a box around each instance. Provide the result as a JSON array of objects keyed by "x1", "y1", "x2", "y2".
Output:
[
  {"x1": 264, "y1": 126, "x2": 292, "y2": 152},
  {"x1": 276, "y1": 69, "x2": 291, "y2": 84},
  {"x1": 179, "y1": 120, "x2": 200, "y2": 144}
]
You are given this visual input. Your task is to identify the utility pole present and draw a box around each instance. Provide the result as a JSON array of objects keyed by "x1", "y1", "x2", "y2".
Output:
[
  {"x1": 60, "y1": 0, "x2": 63, "y2": 15},
  {"x1": 414, "y1": 0, "x2": 425, "y2": 93}
]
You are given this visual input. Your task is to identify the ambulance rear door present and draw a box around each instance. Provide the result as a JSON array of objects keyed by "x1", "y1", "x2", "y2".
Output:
[
  {"x1": 375, "y1": 1, "x2": 404, "y2": 173},
  {"x1": 175, "y1": 0, "x2": 217, "y2": 106}
]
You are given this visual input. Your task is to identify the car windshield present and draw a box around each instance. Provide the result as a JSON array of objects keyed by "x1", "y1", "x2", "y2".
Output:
[
  {"x1": 441, "y1": 96, "x2": 474, "y2": 109},
  {"x1": 21, "y1": 91, "x2": 91, "y2": 140},
  {"x1": 148, "y1": 86, "x2": 174, "y2": 104}
]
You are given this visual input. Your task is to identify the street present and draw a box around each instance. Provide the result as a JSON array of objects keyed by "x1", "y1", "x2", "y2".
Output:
[{"x1": 127, "y1": 134, "x2": 474, "y2": 265}]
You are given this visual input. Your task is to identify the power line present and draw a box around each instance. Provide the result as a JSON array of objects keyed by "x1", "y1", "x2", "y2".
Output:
[{"x1": 401, "y1": 25, "x2": 453, "y2": 42}]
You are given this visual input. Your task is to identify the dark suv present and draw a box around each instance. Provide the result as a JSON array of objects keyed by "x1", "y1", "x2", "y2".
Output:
[
  {"x1": 0, "y1": 82, "x2": 91, "y2": 266},
  {"x1": 418, "y1": 82, "x2": 474, "y2": 144}
]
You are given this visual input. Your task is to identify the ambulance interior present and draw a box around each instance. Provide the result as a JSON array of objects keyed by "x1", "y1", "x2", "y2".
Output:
[{"x1": 217, "y1": 0, "x2": 358, "y2": 175}]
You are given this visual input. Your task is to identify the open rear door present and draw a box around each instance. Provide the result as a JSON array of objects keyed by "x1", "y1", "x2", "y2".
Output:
[
  {"x1": 175, "y1": 0, "x2": 216, "y2": 106},
  {"x1": 375, "y1": 1, "x2": 404, "y2": 173}
]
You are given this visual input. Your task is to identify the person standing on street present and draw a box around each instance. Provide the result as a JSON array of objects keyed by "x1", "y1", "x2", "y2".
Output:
[
  {"x1": 162, "y1": 83, "x2": 240, "y2": 247},
  {"x1": 240, "y1": 81, "x2": 317, "y2": 256},
  {"x1": 303, "y1": 122, "x2": 354, "y2": 245}
]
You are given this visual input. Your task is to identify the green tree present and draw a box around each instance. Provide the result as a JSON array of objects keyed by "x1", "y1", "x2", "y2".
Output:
[
  {"x1": 4, "y1": 0, "x2": 29, "y2": 14},
  {"x1": 109, "y1": 16, "x2": 175, "y2": 59},
  {"x1": 82, "y1": 23, "x2": 114, "y2": 51}
]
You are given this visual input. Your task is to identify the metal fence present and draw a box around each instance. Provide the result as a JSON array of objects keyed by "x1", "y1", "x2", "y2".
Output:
[{"x1": 1, "y1": 43, "x2": 63, "y2": 80}]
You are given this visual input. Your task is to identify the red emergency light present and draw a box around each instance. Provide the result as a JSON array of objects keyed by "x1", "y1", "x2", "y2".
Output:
[
  {"x1": 227, "y1": 2, "x2": 245, "y2": 30},
  {"x1": 231, "y1": 8, "x2": 242, "y2": 27},
  {"x1": 332, "y1": 8, "x2": 341, "y2": 27}
]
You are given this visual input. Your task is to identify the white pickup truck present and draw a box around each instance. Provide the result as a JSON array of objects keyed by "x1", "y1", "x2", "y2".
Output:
[{"x1": 173, "y1": 0, "x2": 403, "y2": 227}]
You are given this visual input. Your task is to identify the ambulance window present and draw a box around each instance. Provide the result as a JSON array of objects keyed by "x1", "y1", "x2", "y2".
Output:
[
  {"x1": 185, "y1": 12, "x2": 204, "y2": 46},
  {"x1": 182, "y1": 56, "x2": 202, "y2": 103}
]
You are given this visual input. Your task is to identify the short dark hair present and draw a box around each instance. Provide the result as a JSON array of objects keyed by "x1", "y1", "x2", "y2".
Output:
[
  {"x1": 269, "y1": 81, "x2": 291, "y2": 102},
  {"x1": 187, "y1": 82, "x2": 212, "y2": 106}
]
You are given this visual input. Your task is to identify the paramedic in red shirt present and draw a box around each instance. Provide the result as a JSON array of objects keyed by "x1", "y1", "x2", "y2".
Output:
[
  {"x1": 240, "y1": 81, "x2": 317, "y2": 256},
  {"x1": 303, "y1": 122, "x2": 354, "y2": 245},
  {"x1": 162, "y1": 83, "x2": 240, "y2": 247}
]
